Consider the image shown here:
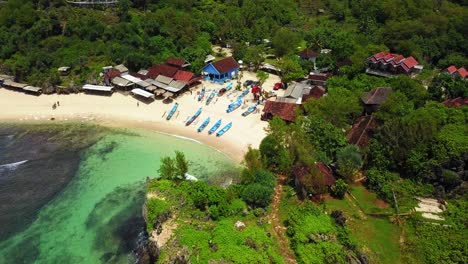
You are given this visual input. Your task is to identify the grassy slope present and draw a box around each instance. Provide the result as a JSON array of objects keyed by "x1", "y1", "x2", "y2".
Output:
[
  {"x1": 146, "y1": 179, "x2": 285, "y2": 264},
  {"x1": 324, "y1": 185, "x2": 402, "y2": 264}
]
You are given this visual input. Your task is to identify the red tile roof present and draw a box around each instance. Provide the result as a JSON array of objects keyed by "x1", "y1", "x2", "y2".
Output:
[
  {"x1": 165, "y1": 57, "x2": 188, "y2": 68},
  {"x1": 308, "y1": 73, "x2": 332, "y2": 82},
  {"x1": 443, "y1": 97, "x2": 468, "y2": 108},
  {"x1": 263, "y1": 100, "x2": 296, "y2": 122},
  {"x1": 383, "y1": 53, "x2": 395, "y2": 62},
  {"x1": 293, "y1": 163, "x2": 336, "y2": 188},
  {"x1": 146, "y1": 64, "x2": 179, "y2": 79},
  {"x1": 173, "y1": 70, "x2": 194, "y2": 83},
  {"x1": 457, "y1": 67, "x2": 468, "y2": 78},
  {"x1": 212, "y1": 57, "x2": 240, "y2": 73},
  {"x1": 347, "y1": 115, "x2": 377, "y2": 148},
  {"x1": 130, "y1": 72, "x2": 148, "y2": 80},
  {"x1": 373, "y1": 52, "x2": 385, "y2": 60},
  {"x1": 446, "y1": 65, "x2": 457, "y2": 74},
  {"x1": 401, "y1": 56, "x2": 418, "y2": 72},
  {"x1": 303, "y1": 86, "x2": 325, "y2": 101},
  {"x1": 299, "y1": 49, "x2": 318, "y2": 58}
]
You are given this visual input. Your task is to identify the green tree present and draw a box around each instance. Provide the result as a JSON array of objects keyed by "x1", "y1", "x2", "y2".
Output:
[
  {"x1": 256, "y1": 70, "x2": 269, "y2": 85},
  {"x1": 336, "y1": 145, "x2": 363, "y2": 181},
  {"x1": 331, "y1": 179, "x2": 348, "y2": 199},
  {"x1": 158, "y1": 156, "x2": 177, "y2": 180},
  {"x1": 175, "y1": 151, "x2": 189, "y2": 180},
  {"x1": 259, "y1": 135, "x2": 292, "y2": 173},
  {"x1": 272, "y1": 27, "x2": 301, "y2": 57},
  {"x1": 277, "y1": 56, "x2": 305, "y2": 84}
]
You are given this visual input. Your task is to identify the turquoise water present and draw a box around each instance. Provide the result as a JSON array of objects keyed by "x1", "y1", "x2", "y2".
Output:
[{"x1": 0, "y1": 129, "x2": 238, "y2": 263}]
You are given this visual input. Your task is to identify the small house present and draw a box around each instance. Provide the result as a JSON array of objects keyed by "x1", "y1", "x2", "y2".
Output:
[
  {"x1": 114, "y1": 64, "x2": 129, "y2": 73},
  {"x1": 277, "y1": 82, "x2": 312, "y2": 104},
  {"x1": 302, "y1": 86, "x2": 326, "y2": 102},
  {"x1": 293, "y1": 162, "x2": 336, "y2": 199},
  {"x1": 165, "y1": 57, "x2": 190, "y2": 69},
  {"x1": 261, "y1": 100, "x2": 296, "y2": 122},
  {"x1": 308, "y1": 72, "x2": 332, "y2": 86},
  {"x1": 202, "y1": 57, "x2": 239, "y2": 83},
  {"x1": 361, "y1": 87, "x2": 393, "y2": 114},
  {"x1": 58, "y1": 66, "x2": 71, "y2": 76},
  {"x1": 298, "y1": 49, "x2": 318, "y2": 62},
  {"x1": 444, "y1": 65, "x2": 467, "y2": 80}
]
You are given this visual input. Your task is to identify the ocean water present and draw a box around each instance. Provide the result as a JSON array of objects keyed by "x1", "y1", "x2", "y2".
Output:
[{"x1": 0, "y1": 127, "x2": 238, "y2": 263}]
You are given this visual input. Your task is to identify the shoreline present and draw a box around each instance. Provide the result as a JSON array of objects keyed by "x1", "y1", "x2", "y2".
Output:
[{"x1": 0, "y1": 71, "x2": 282, "y2": 162}]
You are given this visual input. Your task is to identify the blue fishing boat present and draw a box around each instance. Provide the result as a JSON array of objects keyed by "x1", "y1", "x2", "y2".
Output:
[
  {"x1": 198, "y1": 86, "x2": 206, "y2": 101},
  {"x1": 218, "y1": 82, "x2": 233, "y2": 96},
  {"x1": 208, "y1": 119, "x2": 222, "y2": 134},
  {"x1": 166, "y1": 103, "x2": 178, "y2": 120},
  {"x1": 197, "y1": 117, "x2": 210, "y2": 132},
  {"x1": 216, "y1": 122, "x2": 232, "y2": 137},
  {"x1": 206, "y1": 90, "x2": 216, "y2": 105},
  {"x1": 226, "y1": 99, "x2": 242, "y2": 113},
  {"x1": 242, "y1": 104, "x2": 257, "y2": 116},
  {"x1": 185, "y1": 107, "x2": 202, "y2": 126}
]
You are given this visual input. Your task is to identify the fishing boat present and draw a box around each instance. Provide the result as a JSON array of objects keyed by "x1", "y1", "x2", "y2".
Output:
[
  {"x1": 185, "y1": 107, "x2": 202, "y2": 126},
  {"x1": 166, "y1": 103, "x2": 178, "y2": 120},
  {"x1": 205, "y1": 90, "x2": 216, "y2": 105},
  {"x1": 226, "y1": 99, "x2": 242, "y2": 113},
  {"x1": 198, "y1": 86, "x2": 206, "y2": 101},
  {"x1": 208, "y1": 119, "x2": 222, "y2": 134},
  {"x1": 197, "y1": 117, "x2": 210, "y2": 132},
  {"x1": 242, "y1": 104, "x2": 257, "y2": 116},
  {"x1": 216, "y1": 122, "x2": 232, "y2": 137},
  {"x1": 218, "y1": 82, "x2": 233, "y2": 96}
]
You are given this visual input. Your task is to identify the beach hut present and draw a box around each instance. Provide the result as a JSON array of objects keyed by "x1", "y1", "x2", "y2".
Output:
[
  {"x1": 131, "y1": 88, "x2": 154, "y2": 100},
  {"x1": 202, "y1": 57, "x2": 239, "y2": 83},
  {"x1": 58, "y1": 66, "x2": 71, "y2": 76},
  {"x1": 82, "y1": 84, "x2": 114, "y2": 94},
  {"x1": 0, "y1": 74, "x2": 14, "y2": 86},
  {"x1": 23, "y1": 86, "x2": 43, "y2": 95}
]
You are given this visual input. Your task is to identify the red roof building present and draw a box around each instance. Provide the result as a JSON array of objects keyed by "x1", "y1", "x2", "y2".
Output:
[
  {"x1": 456, "y1": 67, "x2": 468, "y2": 79},
  {"x1": 308, "y1": 72, "x2": 332, "y2": 86},
  {"x1": 261, "y1": 101, "x2": 296, "y2": 122},
  {"x1": 293, "y1": 162, "x2": 336, "y2": 198},
  {"x1": 211, "y1": 57, "x2": 240, "y2": 74},
  {"x1": 165, "y1": 57, "x2": 190, "y2": 69},
  {"x1": 446, "y1": 65, "x2": 457, "y2": 74},
  {"x1": 443, "y1": 97, "x2": 468, "y2": 108},
  {"x1": 302, "y1": 86, "x2": 325, "y2": 102},
  {"x1": 146, "y1": 64, "x2": 179, "y2": 79},
  {"x1": 299, "y1": 49, "x2": 318, "y2": 60},
  {"x1": 367, "y1": 52, "x2": 423, "y2": 77},
  {"x1": 444, "y1": 66, "x2": 468, "y2": 80}
]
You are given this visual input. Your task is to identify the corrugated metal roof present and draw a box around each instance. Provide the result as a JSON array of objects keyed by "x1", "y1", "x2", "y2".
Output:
[
  {"x1": 131, "y1": 88, "x2": 154, "y2": 98},
  {"x1": 83, "y1": 84, "x2": 114, "y2": 92}
]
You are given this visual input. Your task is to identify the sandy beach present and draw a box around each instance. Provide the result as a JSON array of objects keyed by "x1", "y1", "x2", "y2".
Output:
[{"x1": 0, "y1": 71, "x2": 282, "y2": 162}]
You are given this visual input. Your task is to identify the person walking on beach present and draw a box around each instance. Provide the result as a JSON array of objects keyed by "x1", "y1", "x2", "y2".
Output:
[
  {"x1": 57, "y1": 101, "x2": 60, "y2": 107},
  {"x1": 137, "y1": 102, "x2": 139, "y2": 107}
]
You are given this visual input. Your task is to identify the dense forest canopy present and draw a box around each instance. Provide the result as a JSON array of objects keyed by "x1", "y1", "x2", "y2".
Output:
[{"x1": 0, "y1": 0, "x2": 467, "y2": 88}]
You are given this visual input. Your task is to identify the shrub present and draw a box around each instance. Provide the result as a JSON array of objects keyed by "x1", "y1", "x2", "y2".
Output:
[
  {"x1": 336, "y1": 145, "x2": 363, "y2": 181},
  {"x1": 146, "y1": 198, "x2": 170, "y2": 232},
  {"x1": 331, "y1": 179, "x2": 348, "y2": 199},
  {"x1": 242, "y1": 183, "x2": 274, "y2": 208}
]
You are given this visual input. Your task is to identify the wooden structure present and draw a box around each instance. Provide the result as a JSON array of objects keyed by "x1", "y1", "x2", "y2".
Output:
[{"x1": 202, "y1": 57, "x2": 239, "y2": 83}]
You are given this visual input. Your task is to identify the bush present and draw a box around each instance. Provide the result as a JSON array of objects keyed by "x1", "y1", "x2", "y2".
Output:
[
  {"x1": 331, "y1": 179, "x2": 348, "y2": 199},
  {"x1": 242, "y1": 183, "x2": 274, "y2": 208}
]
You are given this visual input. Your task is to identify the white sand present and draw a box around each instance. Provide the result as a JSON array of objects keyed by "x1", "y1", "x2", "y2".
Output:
[{"x1": 0, "y1": 71, "x2": 282, "y2": 162}]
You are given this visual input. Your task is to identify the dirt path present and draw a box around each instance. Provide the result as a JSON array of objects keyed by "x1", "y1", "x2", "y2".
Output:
[{"x1": 268, "y1": 175, "x2": 297, "y2": 264}]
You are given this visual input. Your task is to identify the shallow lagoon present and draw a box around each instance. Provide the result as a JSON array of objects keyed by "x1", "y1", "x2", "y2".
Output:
[{"x1": 0, "y1": 126, "x2": 237, "y2": 263}]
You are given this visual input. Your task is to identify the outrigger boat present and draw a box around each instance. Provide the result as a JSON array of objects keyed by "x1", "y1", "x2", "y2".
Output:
[
  {"x1": 208, "y1": 119, "x2": 222, "y2": 134},
  {"x1": 198, "y1": 86, "x2": 206, "y2": 101},
  {"x1": 242, "y1": 104, "x2": 257, "y2": 116},
  {"x1": 205, "y1": 89, "x2": 216, "y2": 105},
  {"x1": 185, "y1": 107, "x2": 202, "y2": 126},
  {"x1": 197, "y1": 117, "x2": 210, "y2": 132},
  {"x1": 226, "y1": 99, "x2": 242, "y2": 113},
  {"x1": 238, "y1": 87, "x2": 250, "y2": 99},
  {"x1": 166, "y1": 103, "x2": 178, "y2": 120},
  {"x1": 216, "y1": 122, "x2": 232, "y2": 137},
  {"x1": 218, "y1": 82, "x2": 233, "y2": 96}
]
